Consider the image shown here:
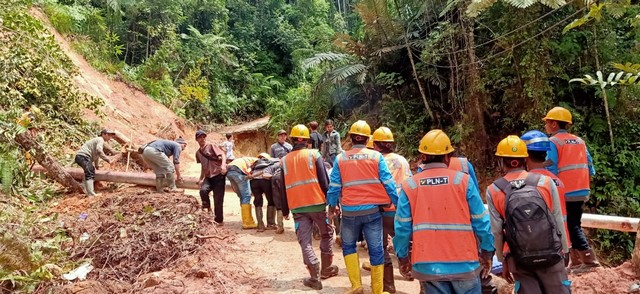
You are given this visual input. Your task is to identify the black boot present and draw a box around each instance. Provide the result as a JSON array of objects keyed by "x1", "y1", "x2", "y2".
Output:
[
  {"x1": 266, "y1": 206, "x2": 277, "y2": 230},
  {"x1": 303, "y1": 263, "x2": 322, "y2": 290}
]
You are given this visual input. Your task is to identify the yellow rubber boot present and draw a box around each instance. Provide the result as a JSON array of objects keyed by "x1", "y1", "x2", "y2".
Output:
[
  {"x1": 344, "y1": 253, "x2": 364, "y2": 294},
  {"x1": 370, "y1": 264, "x2": 389, "y2": 294},
  {"x1": 241, "y1": 204, "x2": 258, "y2": 229}
]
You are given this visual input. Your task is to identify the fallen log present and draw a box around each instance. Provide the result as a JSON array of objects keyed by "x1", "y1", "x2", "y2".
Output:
[{"x1": 15, "y1": 132, "x2": 84, "y2": 193}]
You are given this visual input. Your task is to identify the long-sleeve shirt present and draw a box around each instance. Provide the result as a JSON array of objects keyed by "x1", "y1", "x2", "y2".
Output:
[
  {"x1": 321, "y1": 130, "x2": 342, "y2": 159},
  {"x1": 280, "y1": 147, "x2": 330, "y2": 216},
  {"x1": 326, "y1": 145, "x2": 399, "y2": 213},
  {"x1": 393, "y1": 164, "x2": 494, "y2": 279},
  {"x1": 76, "y1": 137, "x2": 110, "y2": 162},
  {"x1": 148, "y1": 140, "x2": 182, "y2": 164},
  {"x1": 546, "y1": 130, "x2": 595, "y2": 198},
  {"x1": 486, "y1": 169, "x2": 569, "y2": 262}
]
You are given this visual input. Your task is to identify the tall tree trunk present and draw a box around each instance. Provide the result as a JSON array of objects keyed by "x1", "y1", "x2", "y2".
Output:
[
  {"x1": 593, "y1": 29, "x2": 615, "y2": 149},
  {"x1": 392, "y1": 0, "x2": 435, "y2": 122},
  {"x1": 14, "y1": 132, "x2": 84, "y2": 193},
  {"x1": 460, "y1": 16, "x2": 490, "y2": 160}
]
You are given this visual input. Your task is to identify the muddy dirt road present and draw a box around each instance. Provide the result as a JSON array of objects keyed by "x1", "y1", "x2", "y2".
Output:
[{"x1": 182, "y1": 163, "x2": 421, "y2": 293}]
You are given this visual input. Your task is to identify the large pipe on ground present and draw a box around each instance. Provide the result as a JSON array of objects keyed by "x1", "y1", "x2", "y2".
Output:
[
  {"x1": 32, "y1": 166, "x2": 202, "y2": 190},
  {"x1": 32, "y1": 166, "x2": 640, "y2": 233}
]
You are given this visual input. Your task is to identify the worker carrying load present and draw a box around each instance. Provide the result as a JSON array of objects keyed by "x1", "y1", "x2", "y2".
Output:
[
  {"x1": 327, "y1": 120, "x2": 398, "y2": 294},
  {"x1": 486, "y1": 135, "x2": 570, "y2": 294},
  {"x1": 74, "y1": 129, "x2": 119, "y2": 197},
  {"x1": 279, "y1": 124, "x2": 339, "y2": 290},
  {"x1": 227, "y1": 156, "x2": 260, "y2": 229},
  {"x1": 249, "y1": 153, "x2": 280, "y2": 232},
  {"x1": 393, "y1": 129, "x2": 494, "y2": 293},
  {"x1": 543, "y1": 106, "x2": 600, "y2": 271}
]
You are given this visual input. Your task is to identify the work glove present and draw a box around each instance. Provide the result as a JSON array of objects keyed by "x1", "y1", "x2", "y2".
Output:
[
  {"x1": 398, "y1": 256, "x2": 412, "y2": 279},
  {"x1": 479, "y1": 250, "x2": 494, "y2": 279}
]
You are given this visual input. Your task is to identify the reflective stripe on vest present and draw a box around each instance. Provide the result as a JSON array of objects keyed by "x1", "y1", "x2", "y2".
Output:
[
  {"x1": 550, "y1": 133, "x2": 590, "y2": 194},
  {"x1": 338, "y1": 148, "x2": 390, "y2": 206},
  {"x1": 282, "y1": 149, "x2": 325, "y2": 210},
  {"x1": 449, "y1": 157, "x2": 469, "y2": 174},
  {"x1": 401, "y1": 167, "x2": 478, "y2": 264}
]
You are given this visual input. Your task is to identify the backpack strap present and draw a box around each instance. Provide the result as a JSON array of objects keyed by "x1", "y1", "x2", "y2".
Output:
[
  {"x1": 524, "y1": 173, "x2": 542, "y2": 187},
  {"x1": 492, "y1": 177, "x2": 511, "y2": 194}
]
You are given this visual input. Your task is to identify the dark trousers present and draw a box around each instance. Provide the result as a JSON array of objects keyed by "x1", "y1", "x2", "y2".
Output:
[
  {"x1": 507, "y1": 257, "x2": 571, "y2": 294},
  {"x1": 251, "y1": 179, "x2": 273, "y2": 207},
  {"x1": 74, "y1": 154, "x2": 95, "y2": 180},
  {"x1": 566, "y1": 201, "x2": 590, "y2": 250},
  {"x1": 200, "y1": 174, "x2": 226, "y2": 223},
  {"x1": 270, "y1": 174, "x2": 283, "y2": 210},
  {"x1": 382, "y1": 215, "x2": 394, "y2": 265}
]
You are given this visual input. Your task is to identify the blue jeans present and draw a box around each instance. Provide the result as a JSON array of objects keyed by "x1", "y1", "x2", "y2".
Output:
[
  {"x1": 341, "y1": 211, "x2": 384, "y2": 266},
  {"x1": 226, "y1": 167, "x2": 251, "y2": 204},
  {"x1": 421, "y1": 277, "x2": 482, "y2": 294}
]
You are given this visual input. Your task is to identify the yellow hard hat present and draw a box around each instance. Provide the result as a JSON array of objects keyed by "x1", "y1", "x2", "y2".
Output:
[
  {"x1": 418, "y1": 129, "x2": 454, "y2": 155},
  {"x1": 373, "y1": 127, "x2": 394, "y2": 142},
  {"x1": 349, "y1": 120, "x2": 371, "y2": 136},
  {"x1": 258, "y1": 153, "x2": 271, "y2": 159},
  {"x1": 366, "y1": 135, "x2": 374, "y2": 149},
  {"x1": 543, "y1": 107, "x2": 572, "y2": 124},
  {"x1": 495, "y1": 135, "x2": 528, "y2": 158},
  {"x1": 290, "y1": 124, "x2": 310, "y2": 139}
]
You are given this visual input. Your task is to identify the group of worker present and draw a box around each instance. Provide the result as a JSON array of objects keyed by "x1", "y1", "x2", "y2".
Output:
[{"x1": 73, "y1": 106, "x2": 599, "y2": 293}]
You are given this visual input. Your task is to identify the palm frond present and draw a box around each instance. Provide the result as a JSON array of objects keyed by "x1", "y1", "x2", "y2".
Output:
[
  {"x1": 302, "y1": 52, "x2": 350, "y2": 70},
  {"x1": 329, "y1": 64, "x2": 368, "y2": 83}
]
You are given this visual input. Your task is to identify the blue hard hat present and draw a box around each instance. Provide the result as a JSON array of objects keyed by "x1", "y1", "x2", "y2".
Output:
[{"x1": 521, "y1": 130, "x2": 550, "y2": 151}]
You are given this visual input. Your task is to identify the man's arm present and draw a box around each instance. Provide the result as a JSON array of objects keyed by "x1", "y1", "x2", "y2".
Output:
[
  {"x1": 327, "y1": 161, "x2": 342, "y2": 207},
  {"x1": 315, "y1": 154, "x2": 330, "y2": 195},
  {"x1": 393, "y1": 188, "x2": 412, "y2": 259},
  {"x1": 280, "y1": 173, "x2": 290, "y2": 217},
  {"x1": 586, "y1": 148, "x2": 596, "y2": 176},
  {"x1": 486, "y1": 187, "x2": 506, "y2": 262},
  {"x1": 467, "y1": 162, "x2": 480, "y2": 193},
  {"x1": 467, "y1": 179, "x2": 495, "y2": 253},
  {"x1": 96, "y1": 139, "x2": 111, "y2": 163},
  {"x1": 548, "y1": 179, "x2": 569, "y2": 253},
  {"x1": 333, "y1": 132, "x2": 342, "y2": 153},
  {"x1": 545, "y1": 142, "x2": 559, "y2": 176},
  {"x1": 378, "y1": 155, "x2": 399, "y2": 206}
]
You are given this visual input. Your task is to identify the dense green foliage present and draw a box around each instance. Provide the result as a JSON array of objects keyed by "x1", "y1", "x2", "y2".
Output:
[
  {"x1": 20, "y1": 0, "x2": 640, "y2": 266},
  {"x1": 0, "y1": 0, "x2": 102, "y2": 290}
]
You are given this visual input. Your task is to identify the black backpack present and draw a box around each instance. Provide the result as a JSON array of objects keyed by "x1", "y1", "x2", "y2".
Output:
[{"x1": 494, "y1": 173, "x2": 563, "y2": 270}]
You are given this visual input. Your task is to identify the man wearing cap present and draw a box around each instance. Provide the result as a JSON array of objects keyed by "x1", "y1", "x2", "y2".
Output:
[
  {"x1": 141, "y1": 137, "x2": 187, "y2": 193},
  {"x1": 195, "y1": 130, "x2": 227, "y2": 225},
  {"x1": 74, "y1": 129, "x2": 118, "y2": 197},
  {"x1": 270, "y1": 130, "x2": 293, "y2": 159}
]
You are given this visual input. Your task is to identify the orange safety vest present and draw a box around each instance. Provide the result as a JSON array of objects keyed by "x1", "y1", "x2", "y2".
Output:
[
  {"x1": 530, "y1": 168, "x2": 571, "y2": 248},
  {"x1": 448, "y1": 157, "x2": 469, "y2": 174},
  {"x1": 550, "y1": 132, "x2": 590, "y2": 194},
  {"x1": 229, "y1": 157, "x2": 258, "y2": 174},
  {"x1": 402, "y1": 166, "x2": 478, "y2": 264},
  {"x1": 382, "y1": 153, "x2": 411, "y2": 212},
  {"x1": 282, "y1": 149, "x2": 326, "y2": 210},
  {"x1": 487, "y1": 170, "x2": 556, "y2": 255},
  {"x1": 337, "y1": 147, "x2": 390, "y2": 206}
]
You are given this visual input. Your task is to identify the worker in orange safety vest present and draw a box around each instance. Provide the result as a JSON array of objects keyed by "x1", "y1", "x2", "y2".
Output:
[
  {"x1": 279, "y1": 124, "x2": 338, "y2": 290},
  {"x1": 543, "y1": 106, "x2": 600, "y2": 271},
  {"x1": 393, "y1": 129, "x2": 494, "y2": 293}
]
